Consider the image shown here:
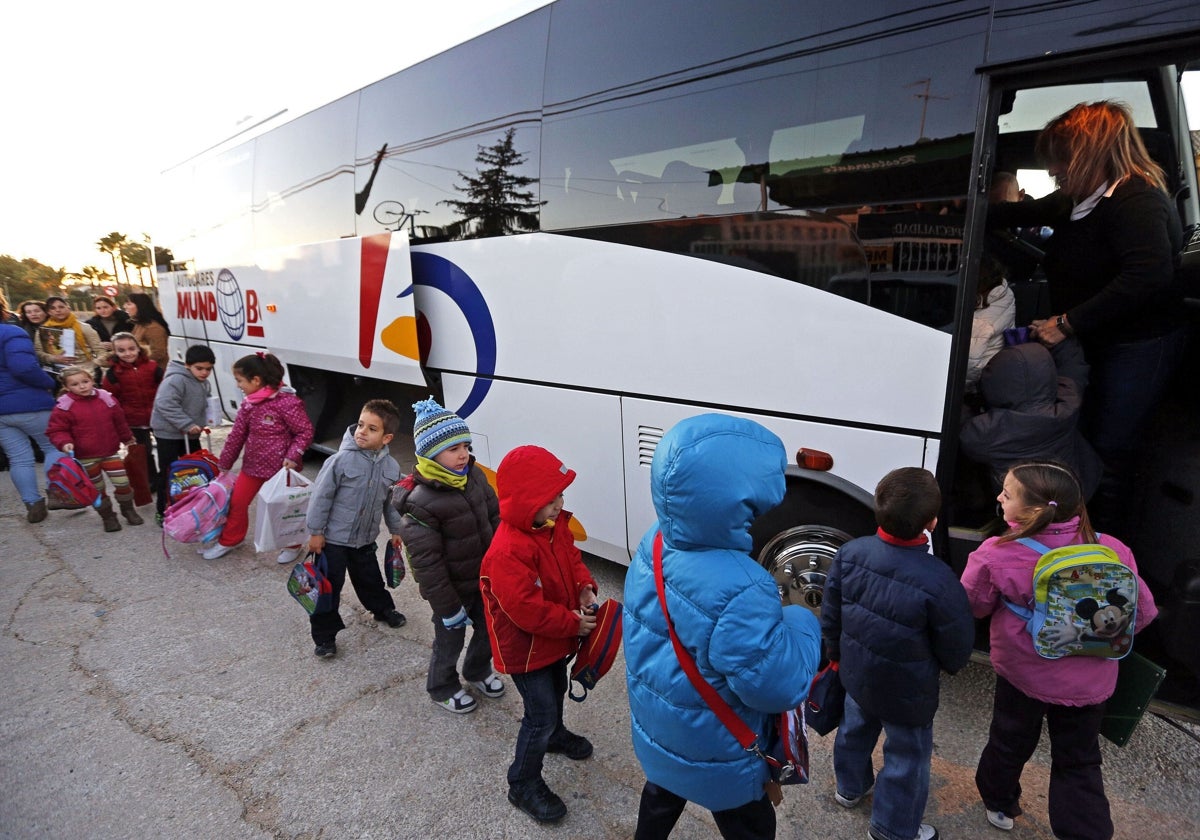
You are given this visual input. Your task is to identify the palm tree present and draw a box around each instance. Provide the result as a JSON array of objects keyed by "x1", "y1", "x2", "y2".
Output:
[
  {"x1": 122, "y1": 241, "x2": 151, "y2": 287},
  {"x1": 97, "y1": 232, "x2": 130, "y2": 285},
  {"x1": 78, "y1": 265, "x2": 114, "y2": 290}
]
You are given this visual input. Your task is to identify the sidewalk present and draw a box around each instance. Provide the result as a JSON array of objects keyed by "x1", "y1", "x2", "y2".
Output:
[{"x1": 1, "y1": 429, "x2": 1198, "y2": 839}]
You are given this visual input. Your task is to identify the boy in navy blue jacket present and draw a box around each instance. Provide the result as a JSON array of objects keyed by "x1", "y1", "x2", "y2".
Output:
[{"x1": 821, "y1": 467, "x2": 973, "y2": 840}]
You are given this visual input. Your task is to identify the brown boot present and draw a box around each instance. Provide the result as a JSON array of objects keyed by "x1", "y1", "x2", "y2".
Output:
[
  {"x1": 118, "y1": 497, "x2": 144, "y2": 526},
  {"x1": 97, "y1": 497, "x2": 122, "y2": 532},
  {"x1": 26, "y1": 499, "x2": 48, "y2": 523}
]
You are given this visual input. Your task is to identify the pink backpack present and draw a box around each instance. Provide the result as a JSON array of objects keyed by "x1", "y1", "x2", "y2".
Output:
[{"x1": 162, "y1": 472, "x2": 236, "y2": 556}]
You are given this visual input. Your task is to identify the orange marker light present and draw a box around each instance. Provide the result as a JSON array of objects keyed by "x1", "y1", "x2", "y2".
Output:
[
  {"x1": 265, "y1": 304, "x2": 277, "y2": 312},
  {"x1": 796, "y1": 447, "x2": 834, "y2": 471}
]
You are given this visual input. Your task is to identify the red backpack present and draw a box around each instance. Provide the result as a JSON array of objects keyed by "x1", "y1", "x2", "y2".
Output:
[
  {"x1": 568, "y1": 598, "x2": 624, "y2": 701},
  {"x1": 46, "y1": 456, "x2": 102, "y2": 509}
]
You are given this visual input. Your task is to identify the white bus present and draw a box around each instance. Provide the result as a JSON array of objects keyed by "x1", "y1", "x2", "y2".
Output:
[{"x1": 158, "y1": 0, "x2": 1200, "y2": 714}]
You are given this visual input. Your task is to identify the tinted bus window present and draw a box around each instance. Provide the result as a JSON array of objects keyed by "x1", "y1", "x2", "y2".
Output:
[
  {"x1": 541, "y1": 3, "x2": 986, "y2": 231},
  {"x1": 252, "y1": 94, "x2": 358, "y2": 252},
  {"x1": 354, "y1": 9, "x2": 549, "y2": 241}
]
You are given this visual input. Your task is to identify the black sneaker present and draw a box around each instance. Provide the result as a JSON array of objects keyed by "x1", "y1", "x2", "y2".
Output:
[
  {"x1": 508, "y1": 778, "x2": 567, "y2": 823},
  {"x1": 314, "y1": 642, "x2": 337, "y2": 658},
  {"x1": 375, "y1": 610, "x2": 407, "y2": 628},
  {"x1": 546, "y1": 730, "x2": 593, "y2": 760}
]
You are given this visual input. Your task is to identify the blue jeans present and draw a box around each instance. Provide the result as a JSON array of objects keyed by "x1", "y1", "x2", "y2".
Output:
[
  {"x1": 507, "y1": 657, "x2": 569, "y2": 787},
  {"x1": 0, "y1": 410, "x2": 59, "y2": 504},
  {"x1": 834, "y1": 693, "x2": 933, "y2": 840}
]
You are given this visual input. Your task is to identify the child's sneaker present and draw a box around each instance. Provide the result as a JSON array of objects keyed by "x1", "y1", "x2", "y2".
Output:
[
  {"x1": 469, "y1": 673, "x2": 505, "y2": 698},
  {"x1": 375, "y1": 610, "x2": 407, "y2": 628},
  {"x1": 314, "y1": 642, "x2": 337, "y2": 658},
  {"x1": 434, "y1": 688, "x2": 477, "y2": 714},
  {"x1": 868, "y1": 826, "x2": 937, "y2": 840},
  {"x1": 835, "y1": 784, "x2": 873, "y2": 808},
  {"x1": 508, "y1": 778, "x2": 567, "y2": 824},
  {"x1": 201, "y1": 543, "x2": 234, "y2": 560},
  {"x1": 276, "y1": 545, "x2": 304, "y2": 565},
  {"x1": 986, "y1": 810, "x2": 1014, "y2": 831},
  {"x1": 546, "y1": 729, "x2": 593, "y2": 760}
]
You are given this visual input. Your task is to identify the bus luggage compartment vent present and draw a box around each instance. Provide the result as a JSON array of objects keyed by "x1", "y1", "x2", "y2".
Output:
[{"x1": 637, "y1": 426, "x2": 665, "y2": 467}]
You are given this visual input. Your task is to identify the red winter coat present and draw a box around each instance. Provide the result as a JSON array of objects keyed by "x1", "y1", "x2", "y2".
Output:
[
  {"x1": 46, "y1": 389, "x2": 132, "y2": 459},
  {"x1": 218, "y1": 387, "x2": 314, "y2": 479},
  {"x1": 104, "y1": 356, "x2": 162, "y2": 426},
  {"x1": 480, "y1": 446, "x2": 597, "y2": 675}
]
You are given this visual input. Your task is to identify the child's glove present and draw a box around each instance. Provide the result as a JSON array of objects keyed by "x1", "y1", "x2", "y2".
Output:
[{"x1": 442, "y1": 607, "x2": 472, "y2": 630}]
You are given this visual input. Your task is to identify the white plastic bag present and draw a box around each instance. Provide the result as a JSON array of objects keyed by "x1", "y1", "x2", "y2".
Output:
[{"x1": 253, "y1": 468, "x2": 313, "y2": 552}]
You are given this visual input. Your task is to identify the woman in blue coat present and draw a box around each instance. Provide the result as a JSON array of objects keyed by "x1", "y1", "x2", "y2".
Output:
[
  {"x1": 0, "y1": 292, "x2": 60, "y2": 522},
  {"x1": 624, "y1": 413, "x2": 822, "y2": 839}
]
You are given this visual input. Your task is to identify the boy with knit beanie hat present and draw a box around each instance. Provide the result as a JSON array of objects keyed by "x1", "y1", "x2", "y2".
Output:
[{"x1": 393, "y1": 398, "x2": 503, "y2": 714}]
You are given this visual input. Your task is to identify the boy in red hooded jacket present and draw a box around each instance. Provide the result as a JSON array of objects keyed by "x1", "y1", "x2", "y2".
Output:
[{"x1": 480, "y1": 445, "x2": 599, "y2": 825}]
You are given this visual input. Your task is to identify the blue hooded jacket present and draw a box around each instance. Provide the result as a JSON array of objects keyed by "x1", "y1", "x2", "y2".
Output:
[{"x1": 623, "y1": 414, "x2": 822, "y2": 811}]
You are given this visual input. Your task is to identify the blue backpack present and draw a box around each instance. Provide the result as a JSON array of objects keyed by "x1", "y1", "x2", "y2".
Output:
[
  {"x1": 46, "y1": 456, "x2": 102, "y2": 509},
  {"x1": 1004, "y1": 537, "x2": 1138, "y2": 660}
]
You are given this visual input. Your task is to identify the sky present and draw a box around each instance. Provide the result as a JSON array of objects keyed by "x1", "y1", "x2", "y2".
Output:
[{"x1": 0, "y1": 0, "x2": 553, "y2": 275}]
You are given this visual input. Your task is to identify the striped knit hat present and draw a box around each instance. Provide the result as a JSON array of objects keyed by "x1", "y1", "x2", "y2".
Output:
[{"x1": 412, "y1": 398, "x2": 471, "y2": 460}]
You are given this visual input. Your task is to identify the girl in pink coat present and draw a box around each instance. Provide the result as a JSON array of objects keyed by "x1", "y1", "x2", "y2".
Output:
[
  {"x1": 203, "y1": 353, "x2": 314, "y2": 561},
  {"x1": 960, "y1": 461, "x2": 1157, "y2": 840}
]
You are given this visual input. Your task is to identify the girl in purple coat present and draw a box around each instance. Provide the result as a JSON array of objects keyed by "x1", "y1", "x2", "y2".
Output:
[
  {"x1": 203, "y1": 353, "x2": 314, "y2": 561},
  {"x1": 960, "y1": 461, "x2": 1157, "y2": 839}
]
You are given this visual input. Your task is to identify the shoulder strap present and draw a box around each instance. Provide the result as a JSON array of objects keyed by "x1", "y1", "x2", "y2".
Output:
[
  {"x1": 1016, "y1": 537, "x2": 1051, "y2": 555},
  {"x1": 652, "y1": 532, "x2": 760, "y2": 752}
]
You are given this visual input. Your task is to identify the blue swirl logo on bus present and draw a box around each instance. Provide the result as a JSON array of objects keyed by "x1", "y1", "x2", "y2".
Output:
[{"x1": 404, "y1": 252, "x2": 496, "y2": 420}]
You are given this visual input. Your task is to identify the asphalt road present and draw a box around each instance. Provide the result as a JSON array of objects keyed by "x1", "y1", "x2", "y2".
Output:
[{"x1": 2, "y1": 427, "x2": 1198, "y2": 839}]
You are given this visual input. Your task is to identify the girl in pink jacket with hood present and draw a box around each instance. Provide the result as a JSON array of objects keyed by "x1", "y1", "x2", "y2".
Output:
[
  {"x1": 960, "y1": 461, "x2": 1157, "y2": 840},
  {"x1": 203, "y1": 353, "x2": 313, "y2": 561}
]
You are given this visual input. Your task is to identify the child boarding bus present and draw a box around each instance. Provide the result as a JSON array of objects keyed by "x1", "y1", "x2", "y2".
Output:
[{"x1": 158, "y1": 0, "x2": 1200, "y2": 716}]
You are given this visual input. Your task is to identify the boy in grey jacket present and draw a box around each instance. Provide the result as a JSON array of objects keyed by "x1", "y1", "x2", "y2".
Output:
[
  {"x1": 304, "y1": 399, "x2": 407, "y2": 658},
  {"x1": 149, "y1": 345, "x2": 215, "y2": 522}
]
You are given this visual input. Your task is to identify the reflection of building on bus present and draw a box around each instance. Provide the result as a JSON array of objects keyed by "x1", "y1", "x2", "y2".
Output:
[{"x1": 155, "y1": 0, "x2": 1200, "y2": 714}]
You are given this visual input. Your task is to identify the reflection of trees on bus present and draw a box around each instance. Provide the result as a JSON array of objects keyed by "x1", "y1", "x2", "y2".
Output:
[{"x1": 440, "y1": 129, "x2": 545, "y2": 240}]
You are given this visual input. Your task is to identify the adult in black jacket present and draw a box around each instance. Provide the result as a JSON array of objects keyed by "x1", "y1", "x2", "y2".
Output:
[
  {"x1": 989, "y1": 100, "x2": 1187, "y2": 530},
  {"x1": 85, "y1": 296, "x2": 132, "y2": 347}
]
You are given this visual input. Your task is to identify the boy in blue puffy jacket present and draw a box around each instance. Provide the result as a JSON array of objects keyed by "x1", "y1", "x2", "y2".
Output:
[
  {"x1": 821, "y1": 467, "x2": 973, "y2": 840},
  {"x1": 623, "y1": 414, "x2": 822, "y2": 840}
]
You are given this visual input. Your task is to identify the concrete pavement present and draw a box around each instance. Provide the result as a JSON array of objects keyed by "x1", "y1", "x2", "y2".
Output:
[{"x1": 1, "y1": 431, "x2": 1198, "y2": 839}]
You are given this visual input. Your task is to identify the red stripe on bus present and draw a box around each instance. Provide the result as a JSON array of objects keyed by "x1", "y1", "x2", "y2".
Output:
[{"x1": 359, "y1": 233, "x2": 392, "y2": 368}]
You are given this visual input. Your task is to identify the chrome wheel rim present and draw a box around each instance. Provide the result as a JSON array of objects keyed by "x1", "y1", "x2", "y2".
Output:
[{"x1": 758, "y1": 525, "x2": 852, "y2": 613}]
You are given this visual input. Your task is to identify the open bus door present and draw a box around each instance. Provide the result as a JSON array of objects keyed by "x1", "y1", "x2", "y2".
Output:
[{"x1": 950, "y1": 50, "x2": 1200, "y2": 721}]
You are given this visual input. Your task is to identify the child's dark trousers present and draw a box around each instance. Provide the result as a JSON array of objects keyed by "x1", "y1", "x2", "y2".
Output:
[
  {"x1": 427, "y1": 593, "x2": 493, "y2": 701},
  {"x1": 309, "y1": 542, "x2": 397, "y2": 645},
  {"x1": 507, "y1": 657, "x2": 571, "y2": 788},
  {"x1": 976, "y1": 674, "x2": 1112, "y2": 840}
]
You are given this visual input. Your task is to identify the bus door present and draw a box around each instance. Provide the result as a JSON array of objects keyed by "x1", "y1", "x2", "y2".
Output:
[{"x1": 958, "y1": 51, "x2": 1200, "y2": 717}]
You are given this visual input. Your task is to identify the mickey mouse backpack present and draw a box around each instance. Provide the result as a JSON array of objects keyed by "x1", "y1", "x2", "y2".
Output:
[{"x1": 1004, "y1": 537, "x2": 1138, "y2": 660}]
